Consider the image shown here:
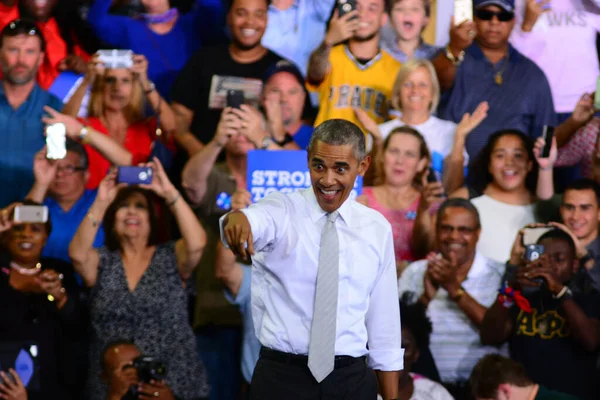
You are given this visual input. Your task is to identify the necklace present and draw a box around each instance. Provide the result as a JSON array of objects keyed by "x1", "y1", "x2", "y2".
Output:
[
  {"x1": 10, "y1": 262, "x2": 42, "y2": 276},
  {"x1": 492, "y1": 51, "x2": 510, "y2": 85}
]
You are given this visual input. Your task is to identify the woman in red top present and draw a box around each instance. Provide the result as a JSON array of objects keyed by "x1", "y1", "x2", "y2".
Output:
[{"x1": 62, "y1": 53, "x2": 177, "y2": 189}]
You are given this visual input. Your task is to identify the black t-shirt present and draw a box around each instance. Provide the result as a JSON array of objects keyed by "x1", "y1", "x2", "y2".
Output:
[
  {"x1": 510, "y1": 290, "x2": 600, "y2": 400},
  {"x1": 170, "y1": 44, "x2": 284, "y2": 145}
]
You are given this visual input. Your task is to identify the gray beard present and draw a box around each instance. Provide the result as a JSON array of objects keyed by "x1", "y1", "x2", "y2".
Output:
[{"x1": 1, "y1": 65, "x2": 37, "y2": 86}]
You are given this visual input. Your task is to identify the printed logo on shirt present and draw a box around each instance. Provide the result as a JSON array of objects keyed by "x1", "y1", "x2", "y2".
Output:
[
  {"x1": 329, "y1": 85, "x2": 387, "y2": 118},
  {"x1": 216, "y1": 192, "x2": 232, "y2": 210},
  {"x1": 404, "y1": 211, "x2": 417, "y2": 220},
  {"x1": 208, "y1": 75, "x2": 262, "y2": 110},
  {"x1": 545, "y1": 11, "x2": 588, "y2": 27},
  {"x1": 516, "y1": 309, "x2": 571, "y2": 339}
]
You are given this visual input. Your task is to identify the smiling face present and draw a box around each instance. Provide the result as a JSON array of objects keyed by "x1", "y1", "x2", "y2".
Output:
[
  {"x1": 5, "y1": 223, "x2": 48, "y2": 265},
  {"x1": 228, "y1": 0, "x2": 268, "y2": 51},
  {"x1": 399, "y1": 65, "x2": 434, "y2": 114},
  {"x1": 309, "y1": 141, "x2": 370, "y2": 213},
  {"x1": 390, "y1": 0, "x2": 429, "y2": 42},
  {"x1": 102, "y1": 69, "x2": 134, "y2": 112},
  {"x1": 382, "y1": 133, "x2": 427, "y2": 187},
  {"x1": 488, "y1": 134, "x2": 532, "y2": 192},
  {"x1": 113, "y1": 192, "x2": 151, "y2": 241},
  {"x1": 437, "y1": 207, "x2": 480, "y2": 266},
  {"x1": 474, "y1": 5, "x2": 515, "y2": 50},
  {"x1": 561, "y1": 189, "x2": 600, "y2": 244},
  {"x1": 354, "y1": 0, "x2": 389, "y2": 42}
]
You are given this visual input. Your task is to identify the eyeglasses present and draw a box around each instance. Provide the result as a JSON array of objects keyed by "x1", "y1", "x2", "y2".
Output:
[
  {"x1": 439, "y1": 225, "x2": 479, "y2": 235},
  {"x1": 56, "y1": 165, "x2": 86, "y2": 175},
  {"x1": 6, "y1": 19, "x2": 40, "y2": 36},
  {"x1": 474, "y1": 9, "x2": 515, "y2": 22}
]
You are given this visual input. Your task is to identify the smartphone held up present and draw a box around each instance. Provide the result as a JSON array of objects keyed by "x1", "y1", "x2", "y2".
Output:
[
  {"x1": 13, "y1": 205, "x2": 49, "y2": 223},
  {"x1": 45, "y1": 123, "x2": 67, "y2": 160},
  {"x1": 454, "y1": 0, "x2": 473, "y2": 26},
  {"x1": 117, "y1": 166, "x2": 153, "y2": 185}
]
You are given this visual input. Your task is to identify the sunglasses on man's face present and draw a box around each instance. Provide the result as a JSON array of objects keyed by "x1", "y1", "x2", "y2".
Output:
[{"x1": 474, "y1": 9, "x2": 515, "y2": 22}]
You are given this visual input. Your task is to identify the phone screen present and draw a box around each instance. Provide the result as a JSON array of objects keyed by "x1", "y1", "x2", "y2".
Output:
[
  {"x1": 226, "y1": 90, "x2": 245, "y2": 109},
  {"x1": 541, "y1": 126, "x2": 554, "y2": 158},
  {"x1": 454, "y1": 0, "x2": 473, "y2": 25},
  {"x1": 45, "y1": 123, "x2": 66, "y2": 160}
]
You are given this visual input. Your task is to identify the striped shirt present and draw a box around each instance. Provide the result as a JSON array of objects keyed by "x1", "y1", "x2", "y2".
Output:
[{"x1": 398, "y1": 251, "x2": 508, "y2": 383}]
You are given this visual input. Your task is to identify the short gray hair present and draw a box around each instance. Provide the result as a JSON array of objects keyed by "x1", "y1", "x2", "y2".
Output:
[{"x1": 308, "y1": 119, "x2": 366, "y2": 161}]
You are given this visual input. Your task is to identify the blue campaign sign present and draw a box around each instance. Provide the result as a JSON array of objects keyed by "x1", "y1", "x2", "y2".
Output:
[
  {"x1": 48, "y1": 72, "x2": 89, "y2": 116},
  {"x1": 247, "y1": 150, "x2": 363, "y2": 203}
]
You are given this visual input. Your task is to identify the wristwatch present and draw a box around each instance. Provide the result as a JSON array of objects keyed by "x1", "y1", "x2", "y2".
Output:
[
  {"x1": 79, "y1": 125, "x2": 89, "y2": 143},
  {"x1": 273, "y1": 133, "x2": 294, "y2": 147},
  {"x1": 144, "y1": 81, "x2": 156, "y2": 95},
  {"x1": 260, "y1": 136, "x2": 272, "y2": 150},
  {"x1": 552, "y1": 286, "x2": 573, "y2": 301},
  {"x1": 445, "y1": 46, "x2": 465, "y2": 66},
  {"x1": 450, "y1": 286, "x2": 465, "y2": 302}
]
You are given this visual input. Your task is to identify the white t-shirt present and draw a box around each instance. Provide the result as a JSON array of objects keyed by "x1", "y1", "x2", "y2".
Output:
[
  {"x1": 471, "y1": 195, "x2": 537, "y2": 264},
  {"x1": 377, "y1": 116, "x2": 467, "y2": 178},
  {"x1": 377, "y1": 373, "x2": 454, "y2": 400}
]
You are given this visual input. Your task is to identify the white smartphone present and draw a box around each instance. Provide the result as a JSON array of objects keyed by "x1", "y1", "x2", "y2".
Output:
[
  {"x1": 13, "y1": 206, "x2": 49, "y2": 223},
  {"x1": 455, "y1": 0, "x2": 473, "y2": 26},
  {"x1": 97, "y1": 49, "x2": 134, "y2": 69},
  {"x1": 45, "y1": 123, "x2": 66, "y2": 160}
]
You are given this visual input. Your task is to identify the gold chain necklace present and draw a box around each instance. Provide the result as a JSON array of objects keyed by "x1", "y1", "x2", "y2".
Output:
[{"x1": 492, "y1": 51, "x2": 510, "y2": 85}]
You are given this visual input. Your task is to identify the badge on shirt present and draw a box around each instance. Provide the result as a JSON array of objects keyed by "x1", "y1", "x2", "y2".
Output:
[
  {"x1": 405, "y1": 211, "x2": 417, "y2": 221},
  {"x1": 216, "y1": 192, "x2": 232, "y2": 210}
]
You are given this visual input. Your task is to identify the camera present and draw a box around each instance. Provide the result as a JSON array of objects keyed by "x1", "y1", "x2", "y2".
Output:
[{"x1": 122, "y1": 356, "x2": 166, "y2": 400}]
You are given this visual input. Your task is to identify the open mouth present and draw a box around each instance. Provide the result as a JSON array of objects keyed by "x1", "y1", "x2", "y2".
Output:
[
  {"x1": 18, "y1": 242, "x2": 34, "y2": 250},
  {"x1": 241, "y1": 28, "x2": 258, "y2": 37},
  {"x1": 125, "y1": 218, "x2": 140, "y2": 227},
  {"x1": 318, "y1": 187, "x2": 340, "y2": 201}
]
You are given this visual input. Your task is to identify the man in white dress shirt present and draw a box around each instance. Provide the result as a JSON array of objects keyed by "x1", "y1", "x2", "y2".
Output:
[
  {"x1": 398, "y1": 198, "x2": 507, "y2": 399},
  {"x1": 221, "y1": 119, "x2": 403, "y2": 399}
]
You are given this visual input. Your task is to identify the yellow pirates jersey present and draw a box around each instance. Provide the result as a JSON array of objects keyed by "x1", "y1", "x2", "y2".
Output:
[{"x1": 307, "y1": 45, "x2": 402, "y2": 132}]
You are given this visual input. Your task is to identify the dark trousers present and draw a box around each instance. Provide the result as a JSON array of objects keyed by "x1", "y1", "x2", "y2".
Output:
[{"x1": 249, "y1": 348, "x2": 377, "y2": 400}]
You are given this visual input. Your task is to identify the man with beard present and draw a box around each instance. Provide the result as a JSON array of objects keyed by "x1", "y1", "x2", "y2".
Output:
[
  {"x1": 433, "y1": 0, "x2": 556, "y2": 158},
  {"x1": 307, "y1": 0, "x2": 401, "y2": 133},
  {"x1": 398, "y1": 198, "x2": 507, "y2": 399},
  {"x1": 0, "y1": 19, "x2": 63, "y2": 208}
]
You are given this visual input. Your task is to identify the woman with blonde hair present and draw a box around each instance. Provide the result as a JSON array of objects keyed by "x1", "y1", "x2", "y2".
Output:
[
  {"x1": 356, "y1": 58, "x2": 487, "y2": 192},
  {"x1": 59, "y1": 53, "x2": 177, "y2": 189}
]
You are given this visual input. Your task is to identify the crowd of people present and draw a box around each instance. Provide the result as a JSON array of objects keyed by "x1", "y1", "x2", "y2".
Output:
[{"x1": 1, "y1": 0, "x2": 600, "y2": 399}]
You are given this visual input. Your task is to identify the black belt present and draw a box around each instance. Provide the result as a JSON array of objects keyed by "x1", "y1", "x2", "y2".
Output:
[{"x1": 260, "y1": 347, "x2": 366, "y2": 369}]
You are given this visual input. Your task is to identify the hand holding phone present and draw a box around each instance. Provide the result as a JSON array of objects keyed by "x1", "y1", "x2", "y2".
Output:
[
  {"x1": 541, "y1": 125, "x2": 555, "y2": 158},
  {"x1": 226, "y1": 90, "x2": 245, "y2": 109}
]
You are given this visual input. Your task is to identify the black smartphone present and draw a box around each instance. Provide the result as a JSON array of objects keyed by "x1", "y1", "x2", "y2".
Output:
[
  {"x1": 337, "y1": 0, "x2": 357, "y2": 17},
  {"x1": 426, "y1": 167, "x2": 438, "y2": 183},
  {"x1": 226, "y1": 90, "x2": 245, "y2": 109},
  {"x1": 117, "y1": 166, "x2": 153, "y2": 185},
  {"x1": 523, "y1": 244, "x2": 545, "y2": 286},
  {"x1": 541, "y1": 125, "x2": 554, "y2": 158}
]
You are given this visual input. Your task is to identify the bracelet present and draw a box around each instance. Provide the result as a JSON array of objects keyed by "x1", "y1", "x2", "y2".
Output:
[
  {"x1": 450, "y1": 287, "x2": 465, "y2": 302},
  {"x1": 445, "y1": 45, "x2": 465, "y2": 66},
  {"x1": 86, "y1": 212, "x2": 98, "y2": 228},
  {"x1": 552, "y1": 286, "x2": 573, "y2": 300},
  {"x1": 167, "y1": 192, "x2": 181, "y2": 207}
]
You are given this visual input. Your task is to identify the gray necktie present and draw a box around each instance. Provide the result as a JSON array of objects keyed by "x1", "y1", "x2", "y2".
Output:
[{"x1": 308, "y1": 211, "x2": 340, "y2": 383}]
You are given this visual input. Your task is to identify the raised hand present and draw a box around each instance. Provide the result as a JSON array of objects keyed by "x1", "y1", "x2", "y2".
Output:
[
  {"x1": 138, "y1": 158, "x2": 178, "y2": 202},
  {"x1": 215, "y1": 108, "x2": 242, "y2": 147},
  {"x1": 354, "y1": 108, "x2": 382, "y2": 144},
  {"x1": 325, "y1": 9, "x2": 359, "y2": 46},
  {"x1": 38, "y1": 269, "x2": 67, "y2": 308},
  {"x1": 418, "y1": 169, "x2": 445, "y2": 213},
  {"x1": 533, "y1": 135, "x2": 557, "y2": 171},
  {"x1": 234, "y1": 105, "x2": 269, "y2": 148},
  {"x1": 33, "y1": 148, "x2": 58, "y2": 187},
  {"x1": 58, "y1": 54, "x2": 87, "y2": 74},
  {"x1": 571, "y1": 92, "x2": 597, "y2": 127},
  {"x1": 455, "y1": 101, "x2": 488, "y2": 140},
  {"x1": 107, "y1": 361, "x2": 138, "y2": 399},
  {"x1": 427, "y1": 252, "x2": 461, "y2": 296},
  {"x1": 522, "y1": 0, "x2": 551, "y2": 32},
  {"x1": 83, "y1": 54, "x2": 104, "y2": 85},
  {"x1": 231, "y1": 189, "x2": 252, "y2": 211},
  {"x1": 0, "y1": 203, "x2": 20, "y2": 233},
  {"x1": 0, "y1": 369, "x2": 27, "y2": 400},
  {"x1": 519, "y1": 254, "x2": 564, "y2": 295},
  {"x1": 547, "y1": 221, "x2": 588, "y2": 259},
  {"x1": 448, "y1": 17, "x2": 476, "y2": 56},
  {"x1": 97, "y1": 169, "x2": 126, "y2": 206},
  {"x1": 223, "y1": 211, "x2": 254, "y2": 261},
  {"x1": 130, "y1": 54, "x2": 150, "y2": 88},
  {"x1": 41, "y1": 106, "x2": 84, "y2": 139},
  {"x1": 137, "y1": 380, "x2": 176, "y2": 400}
]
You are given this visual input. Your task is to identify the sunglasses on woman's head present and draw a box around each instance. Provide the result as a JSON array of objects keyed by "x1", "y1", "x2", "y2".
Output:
[{"x1": 474, "y1": 9, "x2": 515, "y2": 22}]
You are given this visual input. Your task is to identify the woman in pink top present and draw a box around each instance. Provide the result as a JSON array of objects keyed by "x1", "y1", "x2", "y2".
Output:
[{"x1": 358, "y1": 126, "x2": 443, "y2": 273}]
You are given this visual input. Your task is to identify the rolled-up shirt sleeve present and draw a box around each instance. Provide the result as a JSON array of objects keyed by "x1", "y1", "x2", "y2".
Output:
[
  {"x1": 219, "y1": 192, "x2": 288, "y2": 253},
  {"x1": 365, "y1": 223, "x2": 404, "y2": 371}
]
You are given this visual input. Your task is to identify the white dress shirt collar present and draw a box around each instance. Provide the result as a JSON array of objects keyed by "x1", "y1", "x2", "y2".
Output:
[{"x1": 302, "y1": 187, "x2": 354, "y2": 227}]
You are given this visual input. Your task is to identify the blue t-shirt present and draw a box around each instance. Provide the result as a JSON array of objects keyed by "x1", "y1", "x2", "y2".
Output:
[
  {"x1": 0, "y1": 84, "x2": 62, "y2": 207},
  {"x1": 293, "y1": 124, "x2": 314, "y2": 151},
  {"x1": 87, "y1": 0, "x2": 226, "y2": 100},
  {"x1": 437, "y1": 43, "x2": 556, "y2": 158},
  {"x1": 42, "y1": 189, "x2": 105, "y2": 263},
  {"x1": 224, "y1": 266, "x2": 260, "y2": 384}
]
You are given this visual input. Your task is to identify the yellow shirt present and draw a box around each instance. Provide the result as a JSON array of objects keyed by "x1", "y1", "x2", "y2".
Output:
[{"x1": 307, "y1": 45, "x2": 402, "y2": 131}]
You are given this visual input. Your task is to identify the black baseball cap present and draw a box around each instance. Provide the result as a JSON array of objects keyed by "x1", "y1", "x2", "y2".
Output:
[{"x1": 263, "y1": 60, "x2": 305, "y2": 87}]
